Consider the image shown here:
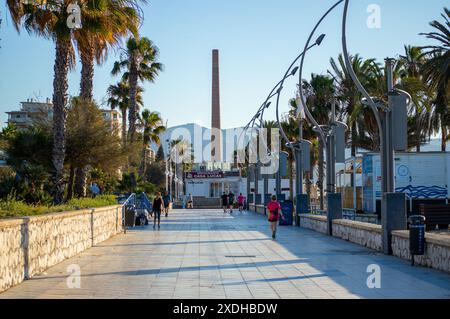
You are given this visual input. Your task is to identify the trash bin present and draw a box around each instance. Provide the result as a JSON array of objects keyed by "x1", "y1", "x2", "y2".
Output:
[
  {"x1": 279, "y1": 200, "x2": 294, "y2": 226},
  {"x1": 124, "y1": 204, "x2": 136, "y2": 227},
  {"x1": 408, "y1": 215, "x2": 426, "y2": 266}
]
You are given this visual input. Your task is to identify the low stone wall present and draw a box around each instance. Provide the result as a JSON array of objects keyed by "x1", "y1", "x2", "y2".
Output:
[
  {"x1": 332, "y1": 219, "x2": 382, "y2": 251},
  {"x1": 298, "y1": 214, "x2": 327, "y2": 234},
  {"x1": 248, "y1": 204, "x2": 266, "y2": 215},
  {"x1": 392, "y1": 230, "x2": 450, "y2": 272},
  {"x1": 354, "y1": 214, "x2": 379, "y2": 224},
  {"x1": 0, "y1": 205, "x2": 122, "y2": 293}
]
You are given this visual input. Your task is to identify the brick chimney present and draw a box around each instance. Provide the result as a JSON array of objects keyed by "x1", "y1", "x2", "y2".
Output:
[{"x1": 211, "y1": 49, "x2": 222, "y2": 162}]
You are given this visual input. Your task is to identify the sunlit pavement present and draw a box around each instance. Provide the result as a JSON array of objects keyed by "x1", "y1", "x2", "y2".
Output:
[{"x1": 1, "y1": 209, "x2": 450, "y2": 299}]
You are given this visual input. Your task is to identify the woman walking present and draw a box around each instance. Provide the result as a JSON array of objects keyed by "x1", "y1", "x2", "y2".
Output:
[
  {"x1": 152, "y1": 192, "x2": 165, "y2": 229},
  {"x1": 237, "y1": 193, "x2": 245, "y2": 212},
  {"x1": 267, "y1": 195, "x2": 284, "y2": 239}
]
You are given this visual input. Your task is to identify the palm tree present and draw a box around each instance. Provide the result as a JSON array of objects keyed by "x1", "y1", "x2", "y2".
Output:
[
  {"x1": 138, "y1": 109, "x2": 165, "y2": 178},
  {"x1": 7, "y1": 1, "x2": 77, "y2": 204},
  {"x1": 72, "y1": 1, "x2": 140, "y2": 197},
  {"x1": 107, "y1": 81, "x2": 144, "y2": 144},
  {"x1": 397, "y1": 46, "x2": 432, "y2": 152},
  {"x1": 330, "y1": 54, "x2": 381, "y2": 156},
  {"x1": 76, "y1": 0, "x2": 140, "y2": 100},
  {"x1": 420, "y1": 7, "x2": 450, "y2": 151},
  {"x1": 303, "y1": 74, "x2": 334, "y2": 209},
  {"x1": 112, "y1": 36, "x2": 163, "y2": 143},
  {"x1": 280, "y1": 111, "x2": 298, "y2": 201}
]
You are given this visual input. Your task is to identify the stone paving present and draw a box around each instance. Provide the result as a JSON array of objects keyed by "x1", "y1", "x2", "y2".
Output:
[{"x1": 1, "y1": 209, "x2": 450, "y2": 299}]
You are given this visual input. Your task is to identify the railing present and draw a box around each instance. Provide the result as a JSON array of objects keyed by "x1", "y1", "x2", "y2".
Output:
[
  {"x1": 141, "y1": 192, "x2": 153, "y2": 212},
  {"x1": 121, "y1": 193, "x2": 136, "y2": 234}
]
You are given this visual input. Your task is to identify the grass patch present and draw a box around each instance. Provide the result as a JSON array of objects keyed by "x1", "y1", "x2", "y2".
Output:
[{"x1": 0, "y1": 195, "x2": 118, "y2": 219}]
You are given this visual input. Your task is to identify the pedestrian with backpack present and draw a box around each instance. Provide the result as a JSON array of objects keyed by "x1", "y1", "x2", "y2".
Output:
[{"x1": 267, "y1": 195, "x2": 284, "y2": 239}]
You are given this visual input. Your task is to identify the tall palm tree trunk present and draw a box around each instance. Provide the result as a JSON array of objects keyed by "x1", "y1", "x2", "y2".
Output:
[
  {"x1": 128, "y1": 61, "x2": 138, "y2": 143},
  {"x1": 139, "y1": 146, "x2": 147, "y2": 179},
  {"x1": 442, "y1": 123, "x2": 447, "y2": 152},
  {"x1": 288, "y1": 156, "x2": 294, "y2": 201},
  {"x1": 80, "y1": 46, "x2": 94, "y2": 100},
  {"x1": 121, "y1": 107, "x2": 127, "y2": 145},
  {"x1": 416, "y1": 121, "x2": 422, "y2": 153},
  {"x1": 350, "y1": 121, "x2": 357, "y2": 188},
  {"x1": 318, "y1": 139, "x2": 325, "y2": 210},
  {"x1": 51, "y1": 37, "x2": 71, "y2": 204},
  {"x1": 74, "y1": 47, "x2": 95, "y2": 197},
  {"x1": 66, "y1": 164, "x2": 75, "y2": 201}
]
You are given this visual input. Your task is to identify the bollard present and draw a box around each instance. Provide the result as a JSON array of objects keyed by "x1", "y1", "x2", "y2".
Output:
[{"x1": 327, "y1": 193, "x2": 343, "y2": 236}]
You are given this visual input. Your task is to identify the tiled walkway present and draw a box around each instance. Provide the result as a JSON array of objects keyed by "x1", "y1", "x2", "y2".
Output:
[{"x1": 1, "y1": 209, "x2": 450, "y2": 299}]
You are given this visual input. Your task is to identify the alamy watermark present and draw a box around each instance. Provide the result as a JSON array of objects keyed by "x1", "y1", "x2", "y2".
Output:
[
  {"x1": 168, "y1": 127, "x2": 281, "y2": 174},
  {"x1": 366, "y1": 264, "x2": 381, "y2": 289},
  {"x1": 66, "y1": 264, "x2": 81, "y2": 289},
  {"x1": 367, "y1": 4, "x2": 381, "y2": 29},
  {"x1": 20, "y1": 0, "x2": 82, "y2": 29}
]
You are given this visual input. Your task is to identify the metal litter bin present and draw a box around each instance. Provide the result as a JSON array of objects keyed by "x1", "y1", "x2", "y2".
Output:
[
  {"x1": 408, "y1": 215, "x2": 426, "y2": 266},
  {"x1": 124, "y1": 204, "x2": 136, "y2": 227}
]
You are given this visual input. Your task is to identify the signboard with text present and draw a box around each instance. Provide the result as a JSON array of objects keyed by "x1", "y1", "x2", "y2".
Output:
[{"x1": 185, "y1": 171, "x2": 224, "y2": 179}]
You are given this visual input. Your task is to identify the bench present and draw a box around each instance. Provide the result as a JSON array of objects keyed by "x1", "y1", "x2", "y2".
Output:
[
  {"x1": 419, "y1": 204, "x2": 450, "y2": 231},
  {"x1": 343, "y1": 208, "x2": 357, "y2": 220}
]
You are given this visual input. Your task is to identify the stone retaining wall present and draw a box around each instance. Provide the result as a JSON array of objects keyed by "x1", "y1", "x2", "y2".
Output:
[
  {"x1": 392, "y1": 230, "x2": 450, "y2": 273},
  {"x1": 332, "y1": 219, "x2": 382, "y2": 251},
  {"x1": 298, "y1": 214, "x2": 327, "y2": 234},
  {"x1": 0, "y1": 205, "x2": 122, "y2": 293}
]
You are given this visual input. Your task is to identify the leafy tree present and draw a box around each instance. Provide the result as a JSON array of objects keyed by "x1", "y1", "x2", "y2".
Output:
[
  {"x1": 155, "y1": 144, "x2": 165, "y2": 162},
  {"x1": 7, "y1": 0, "x2": 77, "y2": 203},
  {"x1": 65, "y1": 97, "x2": 128, "y2": 199},
  {"x1": 1, "y1": 126, "x2": 53, "y2": 204}
]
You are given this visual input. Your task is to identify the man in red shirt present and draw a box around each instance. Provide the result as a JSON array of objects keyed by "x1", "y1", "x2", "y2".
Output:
[{"x1": 267, "y1": 195, "x2": 284, "y2": 239}]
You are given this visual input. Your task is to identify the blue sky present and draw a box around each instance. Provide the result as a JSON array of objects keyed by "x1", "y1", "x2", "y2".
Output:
[{"x1": 0, "y1": 0, "x2": 447, "y2": 129}]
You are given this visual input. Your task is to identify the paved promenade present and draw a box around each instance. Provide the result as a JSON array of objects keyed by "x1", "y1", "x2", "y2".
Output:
[{"x1": 1, "y1": 209, "x2": 450, "y2": 299}]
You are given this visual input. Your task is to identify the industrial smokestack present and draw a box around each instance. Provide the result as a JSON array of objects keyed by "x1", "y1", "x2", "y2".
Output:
[{"x1": 211, "y1": 49, "x2": 222, "y2": 162}]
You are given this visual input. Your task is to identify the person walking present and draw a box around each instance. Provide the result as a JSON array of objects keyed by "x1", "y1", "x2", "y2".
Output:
[
  {"x1": 237, "y1": 193, "x2": 245, "y2": 212},
  {"x1": 228, "y1": 191, "x2": 235, "y2": 213},
  {"x1": 221, "y1": 192, "x2": 229, "y2": 213},
  {"x1": 162, "y1": 191, "x2": 171, "y2": 217},
  {"x1": 90, "y1": 182, "x2": 100, "y2": 198},
  {"x1": 152, "y1": 192, "x2": 165, "y2": 230},
  {"x1": 183, "y1": 193, "x2": 188, "y2": 209},
  {"x1": 267, "y1": 195, "x2": 284, "y2": 239},
  {"x1": 187, "y1": 193, "x2": 194, "y2": 209}
]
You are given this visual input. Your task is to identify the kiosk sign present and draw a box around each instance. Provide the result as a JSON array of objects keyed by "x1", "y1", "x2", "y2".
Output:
[{"x1": 185, "y1": 171, "x2": 224, "y2": 179}]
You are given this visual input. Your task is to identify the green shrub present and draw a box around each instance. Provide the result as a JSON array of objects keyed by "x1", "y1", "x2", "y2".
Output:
[{"x1": 0, "y1": 195, "x2": 118, "y2": 219}]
